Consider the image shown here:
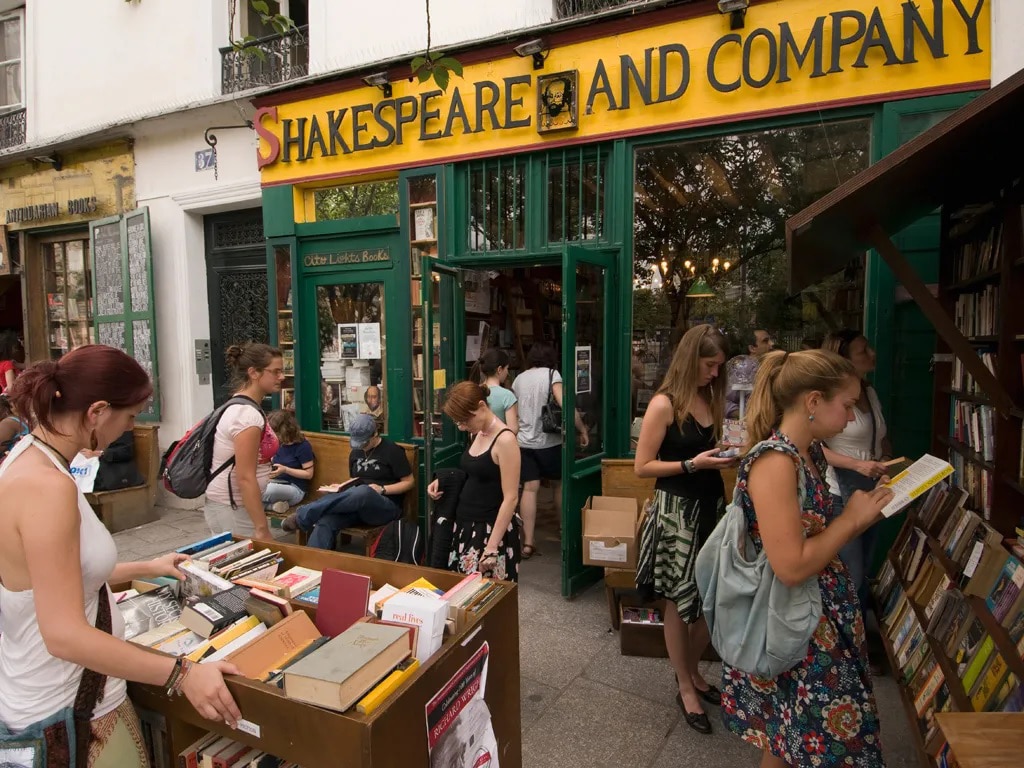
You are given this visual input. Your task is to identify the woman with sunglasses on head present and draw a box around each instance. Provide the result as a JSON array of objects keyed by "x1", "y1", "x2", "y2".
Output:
[
  {"x1": 427, "y1": 381, "x2": 522, "y2": 581},
  {"x1": 0, "y1": 346, "x2": 240, "y2": 767}
]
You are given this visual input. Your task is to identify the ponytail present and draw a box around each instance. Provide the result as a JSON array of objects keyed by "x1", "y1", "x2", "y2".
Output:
[
  {"x1": 471, "y1": 348, "x2": 509, "y2": 384},
  {"x1": 744, "y1": 350, "x2": 788, "y2": 448}
]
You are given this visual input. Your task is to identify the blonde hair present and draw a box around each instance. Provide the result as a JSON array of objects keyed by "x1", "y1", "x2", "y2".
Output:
[
  {"x1": 745, "y1": 349, "x2": 857, "y2": 447},
  {"x1": 656, "y1": 324, "x2": 727, "y2": 441}
]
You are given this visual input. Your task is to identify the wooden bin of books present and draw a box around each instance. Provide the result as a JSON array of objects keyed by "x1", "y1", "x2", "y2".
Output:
[{"x1": 127, "y1": 539, "x2": 521, "y2": 768}]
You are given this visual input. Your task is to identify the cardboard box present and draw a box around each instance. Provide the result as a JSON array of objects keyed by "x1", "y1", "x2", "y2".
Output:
[{"x1": 582, "y1": 496, "x2": 640, "y2": 569}]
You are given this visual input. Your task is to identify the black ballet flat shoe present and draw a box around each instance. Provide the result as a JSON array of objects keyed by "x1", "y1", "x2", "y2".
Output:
[
  {"x1": 675, "y1": 693, "x2": 712, "y2": 734},
  {"x1": 695, "y1": 684, "x2": 722, "y2": 707}
]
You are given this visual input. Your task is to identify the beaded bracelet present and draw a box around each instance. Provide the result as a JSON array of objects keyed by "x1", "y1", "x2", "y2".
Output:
[{"x1": 164, "y1": 656, "x2": 193, "y2": 697}]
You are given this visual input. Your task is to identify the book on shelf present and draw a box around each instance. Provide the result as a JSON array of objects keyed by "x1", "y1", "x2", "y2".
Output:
[
  {"x1": 881, "y1": 455, "x2": 954, "y2": 518},
  {"x1": 224, "y1": 610, "x2": 322, "y2": 681},
  {"x1": 180, "y1": 585, "x2": 251, "y2": 638},
  {"x1": 244, "y1": 588, "x2": 292, "y2": 627},
  {"x1": 117, "y1": 585, "x2": 181, "y2": 641},
  {"x1": 315, "y1": 568, "x2": 372, "y2": 638},
  {"x1": 355, "y1": 657, "x2": 420, "y2": 715},
  {"x1": 185, "y1": 615, "x2": 262, "y2": 663}
]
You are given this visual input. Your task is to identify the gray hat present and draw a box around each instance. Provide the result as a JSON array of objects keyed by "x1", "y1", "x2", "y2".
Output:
[{"x1": 349, "y1": 413, "x2": 377, "y2": 450}]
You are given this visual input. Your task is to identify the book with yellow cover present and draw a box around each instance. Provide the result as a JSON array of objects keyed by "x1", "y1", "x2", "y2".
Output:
[
  {"x1": 881, "y1": 454, "x2": 954, "y2": 518},
  {"x1": 185, "y1": 615, "x2": 261, "y2": 662},
  {"x1": 355, "y1": 657, "x2": 420, "y2": 715}
]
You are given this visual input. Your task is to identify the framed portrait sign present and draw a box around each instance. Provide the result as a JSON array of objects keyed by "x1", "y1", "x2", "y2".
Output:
[{"x1": 537, "y1": 70, "x2": 579, "y2": 134}]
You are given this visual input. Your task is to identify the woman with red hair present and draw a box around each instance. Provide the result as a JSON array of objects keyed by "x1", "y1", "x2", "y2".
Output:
[{"x1": 0, "y1": 345, "x2": 240, "y2": 766}]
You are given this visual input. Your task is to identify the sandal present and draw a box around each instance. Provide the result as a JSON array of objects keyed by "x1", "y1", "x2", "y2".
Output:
[{"x1": 521, "y1": 544, "x2": 538, "y2": 559}]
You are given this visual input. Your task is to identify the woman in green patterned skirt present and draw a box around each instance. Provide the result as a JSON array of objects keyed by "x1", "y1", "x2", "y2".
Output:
[{"x1": 634, "y1": 324, "x2": 736, "y2": 735}]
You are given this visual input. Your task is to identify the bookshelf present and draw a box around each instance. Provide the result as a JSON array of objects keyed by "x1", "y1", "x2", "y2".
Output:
[
  {"x1": 42, "y1": 239, "x2": 94, "y2": 359},
  {"x1": 407, "y1": 174, "x2": 441, "y2": 439},
  {"x1": 932, "y1": 184, "x2": 1024, "y2": 538},
  {"x1": 873, "y1": 484, "x2": 1024, "y2": 767},
  {"x1": 273, "y1": 245, "x2": 295, "y2": 410}
]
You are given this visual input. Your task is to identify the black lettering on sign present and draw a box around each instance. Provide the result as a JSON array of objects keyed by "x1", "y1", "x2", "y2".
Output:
[
  {"x1": 778, "y1": 17, "x2": 826, "y2": 82},
  {"x1": 306, "y1": 115, "x2": 328, "y2": 158},
  {"x1": 707, "y1": 34, "x2": 742, "y2": 93},
  {"x1": 620, "y1": 49, "x2": 653, "y2": 109},
  {"x1": 503, "y1": 75, "x2": 532, "y2": 129},
  {"x1": 854, "y1": 7, "x2": 902, "y2": 68},
  {"x1": 828, "y1": 10, "x2": 867, "y2": 74},
  {"x1": 327, "y1": 109, "x2": 351, "y2": 155},
  {"x1": 351, "y1": 104, "x2": 375, "y2": 151},
  {"x1": 420, "y1": 90, "x2": 444, "y2": 141},
  {"x1": 657, "y1": 44, "x2": 689, "y2": 103},
  {"x1": 474, "y1": 81, "x2": 502, "y2": 132},
  {"x1": 373, "y1": 100, "x2": 397, "y2": 148},
  {"x1": 585, "y1": 59, "x2": 617, "y2": 113},
  {"x1": 951, "y1": 0, "x2": 985, "y2": 55},
  {"x1": 395, "y1": 96, "x2": 419, "y2": 144},
  {"x1": 901, "y1": 0, "x2": 947, "y2": 63},
  {"x1": 282, "y1": 117, "x2": 308, "y2": 162},
  {"x1": 743, "y1": 28, "x2": 778, "y2": 88},
  {"x1": 441, "y1": 87, "x2": 473, "y2": 138}
]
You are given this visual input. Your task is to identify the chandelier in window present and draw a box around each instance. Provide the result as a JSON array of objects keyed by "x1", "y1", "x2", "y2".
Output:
[{"x1": 657, "y1": 244, "x2": 732, "y2": 297}]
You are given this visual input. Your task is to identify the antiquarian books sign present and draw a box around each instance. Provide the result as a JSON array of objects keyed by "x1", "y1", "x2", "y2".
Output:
[{"x1": 257, "y1": 0, "x2": 991, "y2": 186}]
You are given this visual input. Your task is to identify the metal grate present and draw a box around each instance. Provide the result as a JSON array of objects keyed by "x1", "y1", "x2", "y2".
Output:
[
  {"x1": 212, "y1": 214, "x2": 265, "y2": 249},
  {"x1": 0, "y1": 108, "x2": 25, "y2": 150},
  {"x1": 221, "y1": 26, "x2": 309, "y2": 94},
  {"x1": 546, "y1": 146, "x2": 606, "y2": 244},
  {"x1": 555, "y1": 0, "x2": 650, "y2": 19},
  {"x1": 467, "y1": 157, "x2": 527, "y2": 252}
]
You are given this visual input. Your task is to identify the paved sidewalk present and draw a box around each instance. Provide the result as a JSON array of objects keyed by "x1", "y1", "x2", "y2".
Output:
[{"x1": 115, "y1": 508, "x2": 917, "y2": 768}]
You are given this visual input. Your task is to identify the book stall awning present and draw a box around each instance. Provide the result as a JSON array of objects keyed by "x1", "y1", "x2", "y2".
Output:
[
  {"x1": 785, "y1": 66, "x2": 1024, "y2": 415},
  {"x1": 786, "y1": 67, "x2": 1024, "y2": 295}
]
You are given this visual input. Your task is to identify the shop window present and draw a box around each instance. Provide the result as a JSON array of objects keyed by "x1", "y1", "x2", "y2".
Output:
[
  {"x1": 546, "y1": 148, "x2": 606, "y2": 244},
  {"x1": 313, "y1": 179, "x2": 399, "y2": 222},
  {"x1": 0, "y1": 10, "x2": 23, "y2": 112},
  {"x1": 43, "y1": 239, "x2": 94, "y2": 358},
  {"x1": 630, "y1": 119, "x2": 872, "y2": 422},
  {"x1": 467, "y1": 158, "x2": 526, "y2": 252},
  {"x1": 315, "y1": 283, "x2": 387, "y2": 435}
]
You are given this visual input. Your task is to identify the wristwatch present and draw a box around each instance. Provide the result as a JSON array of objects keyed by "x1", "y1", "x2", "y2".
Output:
[{"x1": 683, "y1": 459, "x2": 697, "y2": 474}]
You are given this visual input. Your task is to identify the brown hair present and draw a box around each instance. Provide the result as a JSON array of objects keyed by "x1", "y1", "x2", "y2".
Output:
[
  {"x1": 225, "y1": 343, "x2": 282, "y2": 390},
  {"x1": 822, "y1": 328, "x2": 864, "y2": 360},
  {"x1": 8, "y1": 345, "x2": 153, "y2": 434},
  {"x1": 656, "y1": 324, "x2": 728, "y2": 441},
  {"x1": 442, "y1": 381, "x2": 491, "y2": 423},
  {"x1": 469, "y1": 348, "x2": 510, "y2": 383},
  {"x1": 268, "y1": 409, "x2": 302, "y2": 444},
  {"x1": 745, "y1": 349, "x2": 857, "y2": 447}
]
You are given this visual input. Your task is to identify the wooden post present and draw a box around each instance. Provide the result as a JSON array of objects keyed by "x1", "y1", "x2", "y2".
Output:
[{"x1": 864, "y1": 223, "x2": 1016, "y2": 415}]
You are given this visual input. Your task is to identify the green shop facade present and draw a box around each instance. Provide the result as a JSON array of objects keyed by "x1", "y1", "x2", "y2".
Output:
[{"x1": 254, "y1": 0, "x2": 992, "y2": 595}]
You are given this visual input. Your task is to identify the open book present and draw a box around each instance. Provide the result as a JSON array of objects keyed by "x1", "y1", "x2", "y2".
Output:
[
  {"x1": 881, "y1": 454, "x2": 954, "y2": 518},
  {"x1": 318, "y1": 477, "x2": 364, "y2": 494}
]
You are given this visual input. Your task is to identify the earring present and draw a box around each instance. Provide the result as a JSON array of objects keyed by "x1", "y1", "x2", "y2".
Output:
[{"x1": 808, "y1": 413, "x2": 815, "y2": 422}]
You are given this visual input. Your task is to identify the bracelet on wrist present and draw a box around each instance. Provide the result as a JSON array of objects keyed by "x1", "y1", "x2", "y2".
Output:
[{"x1": 164, "y1": 656, "x2": 186, "y2": 696}]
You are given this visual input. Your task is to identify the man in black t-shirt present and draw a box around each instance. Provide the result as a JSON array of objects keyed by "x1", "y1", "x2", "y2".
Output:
[{"x1": 284, "y1": 415, "x2": 415, "y2": 550}]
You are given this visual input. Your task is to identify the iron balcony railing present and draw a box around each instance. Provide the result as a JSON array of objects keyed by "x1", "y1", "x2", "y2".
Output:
[
  {"x1": 0, "y1": 108, "x2": 26, "y2": 150},
  {"x1": 554, "y1": 0, "x2": 652, "y2": 18},
  {"x1": 220, "y1": 25, "x2": 309, "y2": 94}
]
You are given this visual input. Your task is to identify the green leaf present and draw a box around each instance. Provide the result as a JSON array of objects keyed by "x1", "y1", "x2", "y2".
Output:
[
  {"x1": 411, "y1": 56, "x2": 427, "y2": 73},
  {"x1": 251, "y1": 0, "x2": 270, "y2": 14},
  {"x1": 417, "y1": 68, "x2": 433, "y2": 84},
  {"x1": 436, "y1": 57, "x2": 463, "y2": 77},
  {"x1": 429, "y1": 50, "x2": 444, "y2": 61},
  {"x1": 434, "y1": 67, "x2": 450, "y2": 91}
]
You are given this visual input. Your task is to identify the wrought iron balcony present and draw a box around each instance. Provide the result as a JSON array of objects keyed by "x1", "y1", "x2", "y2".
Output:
[
  {"x1": 555, "y1": 0, "x2": 651, "y2": 18},
  {"x1": 220, "y1": 26, "x2": 309, "y2": 94},
  {"x1": 0, "y1": 108, "x2": 26, "y2": 150}
]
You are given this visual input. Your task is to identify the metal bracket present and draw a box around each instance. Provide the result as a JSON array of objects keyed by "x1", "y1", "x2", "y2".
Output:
[{"x1": 202, "y1": 122, "x2": 255, "y2": 180}]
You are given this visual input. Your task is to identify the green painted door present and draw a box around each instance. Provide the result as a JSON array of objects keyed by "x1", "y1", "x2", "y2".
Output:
[
  {"x1": 561, "y1": 245, "x2": 618, "y2": 597},
  {"x1": 867, "y1": 92, "x2": 979, "y2": 571}
]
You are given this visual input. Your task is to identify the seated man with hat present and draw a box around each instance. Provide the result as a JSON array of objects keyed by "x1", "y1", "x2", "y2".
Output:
[{"x1": 283, "y1": 414, "x2": 414, "y2": 550}]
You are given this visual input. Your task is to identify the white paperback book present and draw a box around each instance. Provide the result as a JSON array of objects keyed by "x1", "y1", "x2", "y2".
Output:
[
  {"x1": 380, "y1": 592, "x2": 447, "y2": 662},
  {"x1": 881, "y1": 454, "x2": 954, "y2": 518}
]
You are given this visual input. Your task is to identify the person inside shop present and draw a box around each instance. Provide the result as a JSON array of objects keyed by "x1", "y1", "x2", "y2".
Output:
[
  {"x1": 427, "y1": 381, "x2": 521, "y2": 582},
  {"x1": 718, "y1": 348, "x2": 893, "y2": 767},
  {"x1": 0, "y1": 330, "x2": 24, "y2": 394},
  {"x1": 512, "y1": 342, "x2": 589, "y2": 560},
  {"x1": 470, "y1": 349, "x2": 518, "y2": 435},
  {"x1": 261, "y1": 409, "x2": 315, "y2": 515},
  {"x1": 0, "y1": 345, "x2": 241, "y2": 765},
  {"x1": 0, "y1": 393, "x2": 29, "y2": 459},
  {"x1": 362, "y1": 384, "x2": 386, "y2": 432},
  {"x1": 633, "y1": 324, "x2": 735, "y2": 735},
  {"x1": 820, "y1": 329, "x2": 892, "y2": 608},
  {"x1": 724, "y1": 328, "x2": 773, "y2": 419},
  {"x1": 204, "y1": 343, "x2": 284, "y2": 541},
  {"x1": 282, "y1": 414, "x2": 414, "y2": 550}
]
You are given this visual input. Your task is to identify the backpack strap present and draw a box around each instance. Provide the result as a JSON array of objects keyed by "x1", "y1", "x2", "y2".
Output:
[
  {"x1": 736, "y1": 437, "x2": 809, "y2": 510},
  {"x1": 215, "y1": 395, "x2": 267, "y2": 510}
]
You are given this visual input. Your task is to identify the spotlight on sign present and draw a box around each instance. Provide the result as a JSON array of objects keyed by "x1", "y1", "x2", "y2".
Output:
[
  {"x1": 362, "y1": 72, "x2": 393, "y2": 99},
  {"x1": 717, "y1": 0, "x2": 749, "y2": 30},
  {"x1": 514, "y1": 39, "x2": 549, "y2": 70}
]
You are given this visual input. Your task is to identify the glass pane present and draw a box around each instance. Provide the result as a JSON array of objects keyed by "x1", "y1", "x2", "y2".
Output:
[
  {"x1": 314, "y1": 283, "x2": 387, "y2": 434},
  {"x1": 631, "y1": 118, "x2": 872, "y2": 406},
  {"x1": 407, "y1": 174, "x2": 438, "y2": 439},
  {"x1": 574, "y1": 262, "x2": 604, "y2": 457},
  {"x1": 313, "y1": 179, "x2": 399, "y2": 221},
  {"x1": 467, "y1": 160, "x2": 525, "y2": 251},
  {"x1": 0, "y1": 18, "x2": 20, "y2": 61},
  {"x1": 0, "y1": 61, "x2": 20, "y2": 109},
  {"x1": 548, "y1": 152, "x2": 604, "y2": 244},
  {"x1": 274, "y1": 244, "x2": 295, "y2": 408}
]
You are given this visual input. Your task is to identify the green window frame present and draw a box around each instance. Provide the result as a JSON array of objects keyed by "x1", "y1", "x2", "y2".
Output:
[{"x1": 90, "y1": 207, "x2": 160, "y2": 421}]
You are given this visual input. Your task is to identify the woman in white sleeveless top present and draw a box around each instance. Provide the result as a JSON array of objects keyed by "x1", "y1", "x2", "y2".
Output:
[{"x1": 0, "y1": 346, "x2": 240, "y2": 767}]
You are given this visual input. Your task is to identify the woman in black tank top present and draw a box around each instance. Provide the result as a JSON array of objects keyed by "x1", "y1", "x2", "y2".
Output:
[
  {"x1": 634, "y1": 325, "x2": 736, "y2": 735},
  {"x1": 427, "y1": 381, "x2": 522, "y2": 581}
]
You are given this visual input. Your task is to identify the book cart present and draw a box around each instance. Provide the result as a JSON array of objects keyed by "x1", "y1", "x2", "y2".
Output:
[
  {"x1": 786, "y1": 70, "x2": 1024, "y2": 767},
  {"x1": 128, "y1": 539, "x2": 522, "y2": 768}
]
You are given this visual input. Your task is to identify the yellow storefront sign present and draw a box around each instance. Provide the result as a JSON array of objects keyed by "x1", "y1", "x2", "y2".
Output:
[{"x1": 257, "y1": 0, "x2": 990, "y2": 187}]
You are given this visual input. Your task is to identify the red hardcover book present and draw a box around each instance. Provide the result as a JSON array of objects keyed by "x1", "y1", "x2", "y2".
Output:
[{"x1": 315, "y1": 568, "x2": 372, "y2": 638}]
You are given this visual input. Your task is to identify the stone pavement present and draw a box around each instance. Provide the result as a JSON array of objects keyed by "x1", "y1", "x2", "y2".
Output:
[{"x1": 114, "y1": 508, "x2": 918, "y2": 768}]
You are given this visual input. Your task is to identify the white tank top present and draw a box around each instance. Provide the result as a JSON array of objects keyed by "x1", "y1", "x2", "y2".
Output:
[{"x1": 0, "y1": 436, "x2": 126, "y2": 731}]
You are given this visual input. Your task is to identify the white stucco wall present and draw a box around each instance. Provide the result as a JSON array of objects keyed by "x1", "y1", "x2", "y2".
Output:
[
  {"x1": 26, "y1": 0, "x2": 228, "y2": 143},
  {"x1": 992, "y1": 0, "x2": 1024, "y2": 85},
  {"x1": 132, "y1": 104, "x2": 261, "y2": 468},
  {"x1": 308, "y1": 0, "x2": 553, "y2": 75}
]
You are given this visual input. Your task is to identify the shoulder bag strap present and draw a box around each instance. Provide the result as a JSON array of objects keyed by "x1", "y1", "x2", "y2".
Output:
[
  {"x1": 547, "y1": 368, "x2": 555, "y2": 404},
  {"x1": 71, "y1": 585, "x2": 112, "y2": 764}
]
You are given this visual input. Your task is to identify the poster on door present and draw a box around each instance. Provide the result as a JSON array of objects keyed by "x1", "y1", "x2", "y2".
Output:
[
  {"x1": 425, "y1": 642, "x2": 498, "y2": 768},
  {"x1": 575, "y1": 345, "x2": 591, "y2": 395}
]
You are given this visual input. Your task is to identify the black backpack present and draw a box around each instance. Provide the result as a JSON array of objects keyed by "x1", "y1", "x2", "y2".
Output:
[
  {"x1": 160, "y1": 395, "x2": 264, "y2": 501},
  {"x1": 370, "y1": 519, "x2": 424, "y2": 565}
]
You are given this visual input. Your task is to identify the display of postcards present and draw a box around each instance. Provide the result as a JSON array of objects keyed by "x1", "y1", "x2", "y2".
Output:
[
  {"x1": 283, "y1": 349, "x2": 294, "y2": 376},
  {"x1": 281, "y1": 388, "x2": 295, "y2": 411},
  {"x1": 278, "y1": 317, "x2": 293, "y2": 343}
]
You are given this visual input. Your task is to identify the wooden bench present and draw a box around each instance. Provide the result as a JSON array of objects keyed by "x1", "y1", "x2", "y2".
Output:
[
  {"x1": 271, "y1": 432, "x2": 418, "y2": 556},
  {"x1": 86, "y1": 425, "x2": 160, "y2": 533}
]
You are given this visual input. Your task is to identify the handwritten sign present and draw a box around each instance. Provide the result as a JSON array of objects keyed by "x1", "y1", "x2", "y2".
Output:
[
  {"x1": 302, "y1": 248, "x2": 390, "y2": 268},
  {"x1": 93, "y1": 221, "x2": 124, "y2": 317},
  {"x1": 126, "y1": 215, "x2": 149, "y2": 312}
]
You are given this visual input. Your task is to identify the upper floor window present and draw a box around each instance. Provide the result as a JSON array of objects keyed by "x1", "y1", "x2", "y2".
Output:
[{"x1": 0, "y1": 10, "x2": 23, "y2": 113}]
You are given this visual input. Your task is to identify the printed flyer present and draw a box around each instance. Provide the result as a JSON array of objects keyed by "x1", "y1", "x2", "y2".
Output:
[{"x1": 425, "y1": 642, "x2": 498, "y2": 768}]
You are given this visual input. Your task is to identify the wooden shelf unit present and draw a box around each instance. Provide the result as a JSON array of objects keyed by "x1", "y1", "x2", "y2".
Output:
[{"x1": 129, "y1": 539, "x2": 521, "y2": 768}]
